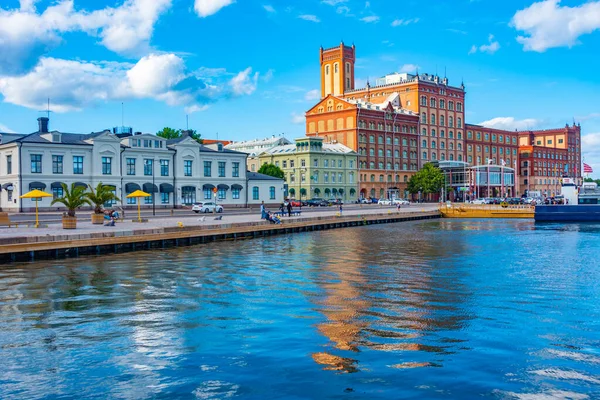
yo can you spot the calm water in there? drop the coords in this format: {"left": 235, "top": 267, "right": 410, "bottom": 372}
{"left": 1, "top": 220, "right": 600, "bottom": 399}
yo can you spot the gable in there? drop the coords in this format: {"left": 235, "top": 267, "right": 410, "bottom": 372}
{"left": 306, "top": 94, "right": 355, "bottom": 116}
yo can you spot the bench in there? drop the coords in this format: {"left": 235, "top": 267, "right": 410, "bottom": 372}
{"left": 0, "top": 212, "right": 13, "bottom": 227}
{"left": 273, "top": 210, "right": 302, "bottom": 217}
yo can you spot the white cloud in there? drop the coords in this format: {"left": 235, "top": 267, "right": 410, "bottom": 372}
{"left": 399, "top": 64, "right": 419, "bottom": 73}
{"left": 263, "top": 5, "right": 275, "bottom": 13}
{"left": 194, "top": 0, "right": 234, "bottom": 17}
{"left": 479, "top": 117, "right": 539, "bottom": 131}
{"left": 0, "top": 0, "right": 172, "bottom": 75}
{"left": 322, "top": 0, "right": 348, "bottom": 5}
{"left": 298, "top": 14, "right": 320, "bottom": 22}
{"left": 336, "top": 6, "right": 351, "bottom": 14}
{"left": 230, "top": 67, "right": 259, "bottom": 96}
{"left": 304, "top": 89, "right": 320, "bottom": 101}
{"left": 0, "top": 55, "right": 258, "bottom": 113}
{"left": 469, "top": 34, "right": 500, "bottom": 54}
{"left": 0, "top": 123, "right": 15, "bottom": 133}
{"left": 361, "top": 15, "right": 379, "bottom": 23}
{"left": 391, "top": 18, "right": 419, "bottom": 27}
{"left": 582, "top": 132, "right": 600, "bottom": 177}
{"left": 511, "top": 0, "right": 600, "bottom": 52}
{"left": 291, "top": 112, "right": 305, "bottom": 124}
{"left": 261, "top": 69, "right": 274, "bottom": 82}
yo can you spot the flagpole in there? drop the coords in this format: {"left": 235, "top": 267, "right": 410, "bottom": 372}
{"left": 487, "top": 159, "right": 490, "bottom": 198}
{"left": 501, "top": 160, "right": 504, "bottom": 198}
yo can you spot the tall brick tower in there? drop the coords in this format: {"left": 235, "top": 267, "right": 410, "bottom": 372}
{"left": 320, "top": 42, "right": 355, "bottom": 98}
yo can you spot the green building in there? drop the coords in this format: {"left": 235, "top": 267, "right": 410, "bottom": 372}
{"left": 259, "top": 137, "right": 358, "bottom": 201}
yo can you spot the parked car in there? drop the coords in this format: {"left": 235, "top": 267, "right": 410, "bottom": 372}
{"left": 356, "top": 198, "right": 369, "bottom": 204}
{"left": 192, "top": 201, "right": 223, "bottom": 213}
{"left": 470, "top": 198, "right": 486, "bottom": 204}
{"left": 370, "top": 197, "right": 379, "bottom": 204}
{"left": 378, "top": 199, "right": 391, "bottom": 205}
{"left": 289, "top": 199, "right": 304, "bottom": 207}
{"left": 306, "top": 198, "right": 329, "bottom": 207}
{"left": 392, "top": 198, "right": 410, "bottom": 206}
{"left": 327, "top": 198, "right": 343, "bottom": 206}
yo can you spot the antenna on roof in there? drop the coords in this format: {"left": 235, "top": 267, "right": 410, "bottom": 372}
{"left": 121, "top": 102, "right": 124, "bottom": 127}
{"left": 38, "top": 98, "right": 53, "bottom": 120}
{"left": 186, "top": 114, "right": 189, "bottom": 130}
{"left": 444, "top": 66, "right": 447, "bottom": 78}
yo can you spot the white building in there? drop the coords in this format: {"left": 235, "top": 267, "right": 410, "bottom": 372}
{"left": 246, "top": 172, "right": 285, "bottom": 206}
{"left": 0, "top": 118, "right": 250, "bottom": 212}
{"left": 225, "top": 135, "right": 291, "bottom": 172}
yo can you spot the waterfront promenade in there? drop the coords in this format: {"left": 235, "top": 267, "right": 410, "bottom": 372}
{"left": 0, "top": 204, "right": 440, "bottom": 262}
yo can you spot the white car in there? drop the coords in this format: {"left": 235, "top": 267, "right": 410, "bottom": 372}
{"left": 392, "top": 198, "right": 410, "bottom": 206}
{"left": 378, "top": 199, "right": 391, "bottom": 205}
{"left": 192, "top": 202, "right": 224, "bottom": 213}
{"left": 470, "top": 198, "right": 486, "bottom": 204}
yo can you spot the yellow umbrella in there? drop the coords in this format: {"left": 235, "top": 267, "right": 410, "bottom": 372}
{"left": 126, "top": 190, "right": 151, "bottom": 222}
{"left": 20, "top": 189, "right": 53, "bottom": 228}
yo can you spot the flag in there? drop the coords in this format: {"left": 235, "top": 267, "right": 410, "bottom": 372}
{"left": 584, "top": 163, "right": 593, "bottom": 173}
{"left": 501, "top": 159, "right": 506, "bottom": 167}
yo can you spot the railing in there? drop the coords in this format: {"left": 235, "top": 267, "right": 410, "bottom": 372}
{"left": 439, "top": 203, "right": 535, "bottom": 212}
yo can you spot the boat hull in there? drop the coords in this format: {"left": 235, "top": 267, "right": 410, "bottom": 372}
{"left": 534, "top": 205, "right": 600, "bottom": 222}
{"left": 440, "top": 204, "right": 534, "bottom": 219}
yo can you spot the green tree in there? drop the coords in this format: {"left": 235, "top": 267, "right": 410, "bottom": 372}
{"left": 51, "top": 183, "right": 92, "bottom": 217}
{"left": 156, "top": 127, "right": 203, "bottom": 144}
{"left": 407, "top": 163, "right": 444, "bottom": 198}
{"left": 584, "top": 177, "right": 600, "bottom": 185}
{"left": 258, "top": 163, "right": 285, "bottom": 179}
{"left": 86, "top": 183, "right": 121, "bottom": 214}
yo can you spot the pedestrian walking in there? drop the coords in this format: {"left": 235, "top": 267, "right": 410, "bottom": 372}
{"left": 287, "top": 201, "right": 292, "bottom": 217}
{"left": 339, "top": 203, "right": 343, "bottom": 215}
{"left": 260, "top": 201, "right": 266, "bottom": 220}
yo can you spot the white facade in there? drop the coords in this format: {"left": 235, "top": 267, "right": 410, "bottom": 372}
{"left": 0, "top": 121, "right": 249, "bottom": 212}
{"left": 246, "top": 172, "right": 285, "bottom": 206}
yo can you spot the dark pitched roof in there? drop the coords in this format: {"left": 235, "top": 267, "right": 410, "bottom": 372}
{"left": 247, "top": 172, "right": 284, "bottom": 181}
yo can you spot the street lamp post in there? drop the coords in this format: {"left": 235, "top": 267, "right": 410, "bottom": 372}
{"left": 151, "top": 159, "right": 156, "bottom": 216}
{"left": 419, "top": 186, "right": 422, "bottom": 203}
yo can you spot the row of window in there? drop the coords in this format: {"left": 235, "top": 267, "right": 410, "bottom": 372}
{"left": 421, "top": 129, "right": 462, "bottom": 139}
{"left": 420, "top": 113, "right": 462, "bottom": 128}
{"left": 130, "top": 139, "right": 164, "bottom": 149}
{"left": 359, "top": 135, "right": 418, "bottom": 146}
{"left": 360, "top": 174, "right": 410, "bottom": 183}
{"left": 468, "top": 156, "right": 513, "bottom": 165}
{"left": 467, "top": 145, "right": 518, "bottom": 156}
{"left": 421, "top": 141, "right": 462, "bottom": 151}
{"left": 358, "top": 148, "right": 420, "bottom": 158}
{"left": 422, "top": 153, "right": 463, "bottom": 162}
{"left": 26, "top": 155, "right": 240, "bottom": 178}
{"left": 420, "top": 97, "right": 463, "bottom": 112}
{"left": 287, "top": 172, "right": 354, "bottom": 184}
{"left": 275, "top": 159, "right": 354, "bottom": 169}
{"left": 359, "top": 161, "right": 419, "bottom": 170}
{"left": 536, "top": 139, "right": 564, "bottom": 145}
{"left": 467, "top": 131, "right": 518, "bottom": 145}
{"left": 357, "top": 121, "right": 418, "bottom": 133}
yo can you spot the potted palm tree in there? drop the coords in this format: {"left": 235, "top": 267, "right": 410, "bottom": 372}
{"left": 86, "top": 183, "right": 121, "bottom": 224}
{"left": 51, "top": 183, "right": 91, "bottom": 229}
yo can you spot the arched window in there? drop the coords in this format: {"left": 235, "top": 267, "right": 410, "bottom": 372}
{"left": 370, "top": 174, "right": 375, "bottom": 182}
{"left": 439, "top": 99, "right": 445, "bottom": 109}
{"left": 369, "top": 135, "right": 375, "bottom": 143}
{"left": 430, "top": 98, "right": 437, "bottom": 108}
{"left": 457, "top": 117, "right": 462, "bottom": 128}
{"left": 378, "top": 149, "right": 383, "bottom": 157}
{"left": 379, "top": 174, "right": 384, "bottom": 182}
{"left": 420, "top": 96, "right": 427, "bottom": 106}
{"left": 448, "top": 101, "right": 454, "bottom": 111}
{"left": 386, "top": 149, "right": 392, "bottom": 157}
{"left": 431, "top": 114, "right": 436, "bottom": 124}
{"left": 326, "top": 65, "right": 330, "bottom": 74}
{"left": 457, "top": 102, "right": 463, "bottom": 112}
{"left": 450, "top": 142, "right": 454, "bottom": 150}
{"left": 394, "top": 150, "right": 399, "bottom": 158}
{"left": 378, "top": 136, "right": 384, "bottom": 144}
{"left": 387, "top": 162, "right": 392, "bottom": 170}
{"left": 449, "top": 116, "right": 454, "bottom": 128}
{"left": 395, "top": 163, "right": 399, "bottom": 170}
{"left": 369, "top": 161, "right": 375, "bottom": 169}
{"left": 431, "top": 140, "right": 436, "bottom": 149}
{"left": 422, "top": 140, "right": 427, "bottom": 148}
{"left": 431, "top": 152, "right": 437, "bottom": 160}
{"left": 441, "top": 153, "right": 446, "bottom": 161}
{"left": 423, "top": 151, "right": 427, "bottom": 160}
{"left": 450, "top": 154, "right": 454, "bottom": 161}
{"left": 402, "top": 138, "right": 407, "bottom": 146}
{"left": 394, "top": 137, "right": 399, "bottom": 145}
{"left": 370, "top": 148, "right": 375, "bottom": 156}
{"left": 431, "top": 129, "right": 436, "bottom": 137}
{"left": 440, "top": 142, "right": 445, "bottom": 149}
{"left": 403, "top": 150, "right": 407, "bottom": 158}
{"left": 421, "top": 113, "right": 427, "bottom": 124}
{"left": 404, "top": 175, "right": 408, "bottom": 182}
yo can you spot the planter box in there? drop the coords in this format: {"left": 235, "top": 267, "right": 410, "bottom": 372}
{"left": 91, "top": 213, "right": 105, "bottom": 225}
{"left": 62, "top": 216, "right": 77, "bottom": 229}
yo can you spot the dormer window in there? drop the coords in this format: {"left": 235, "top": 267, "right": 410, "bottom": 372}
{"left": 52, "top": 133, "right": 61, "bottom": 143}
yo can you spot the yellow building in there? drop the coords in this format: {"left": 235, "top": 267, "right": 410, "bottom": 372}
{"left": 259, "top": 137, "right": 358, "bottom": 201}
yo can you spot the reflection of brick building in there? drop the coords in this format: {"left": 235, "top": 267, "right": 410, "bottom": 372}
{"left": 517, "top": 124, "right": 581, "bottom": 196}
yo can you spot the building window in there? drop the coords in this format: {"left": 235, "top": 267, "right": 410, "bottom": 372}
{"left": 52, "top": 155, "right": 63, "bottom": 174}
{"left": 161, "top": 192, "right": 169, "bottom": 204}
{"left": 127, "top": 196, "right": 136, "bottom": 205}
{"left": 102, "top": 157, "right": 112, "bottom": 175}
{"left": 52, "top": 186, "right": 63, "bottom": 200}
{"left": 232, "top": 162, "right": 240, "bottom": 177}
{"left": 204, "top": 188, "right": 212, "bottom": 199}
{"left": 144, "top": 159, "right": 153, "bottom": 176}
{"left": 73, "top": 156, "right": 83, "bottom": 174}
{"left": 160, "top": 159, "right": 169, "bottom": 176}
{"left": 431, "top": 114, "right": 436, "bottom": 124}
{"left": 290, "top": 160, "right": 295, "bottom": 168}
{"left": 218, "top": 188, "right": 226, "bottom": 200}
{"left": 252, "top": 186, "right": 259, "bottom": 200}
{"left": 31, "top": 154, "right": 42, "bottom": 173}
{"left": 269, "top": 186, "right": 276, "bottom": 200}
{"left": 126, "top": 158, "right": 136, "bottom": 175}
{"left": 184, "top": 160, "right": 193, "bottom": 176}
{"left": 6, "top": 155, "right": 12, "bottom": 175}
{"left": 218, "top": 161, "right": 226, "bottom": 177}
{"left": 182, "top": 187, "right": 196, "bottom": 205}
{"left": 145, "top": 194, "right": 153, "bottom": 205}
{"left": 204, "top": 161, "right": 212, "bottom": 177}
{"left": 421, "top": 113, "right": 427, "bottom": 124}
{"left": 232, "top": 188, "right": 240, "bottom": 199}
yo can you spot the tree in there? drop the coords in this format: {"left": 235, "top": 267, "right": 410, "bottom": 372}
{"left": 258, "top": 163, "right": 285, "bottom": 179}
{"left": 407, "top": 163, "right": 444, "bottom": 196}
{"left": 156, "top": 127, "right": 203, "bottom": 144}
{"left": 584, "top": 177, "right": 600, "bottom": 185}
{"left": 51, "top": 183, "right": 91, "bottom": 217}
{"left": 86, "top": 183, "right": 121, "bottom": 214}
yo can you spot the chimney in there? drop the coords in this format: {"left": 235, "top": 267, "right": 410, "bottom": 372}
{"left": 38, "top": 117, "right": 49, "bottom": 133}
{"left": 181, "top": 130, "right": 191, "bottom": 138}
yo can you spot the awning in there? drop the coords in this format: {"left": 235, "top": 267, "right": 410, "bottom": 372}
{"left": 143, "top": 183, "right": 158, "bottom": 193}
{"left": 203, "top": 184, "right": 215, "bottom": 190}
{"left": 50, "top": 182, "right": 64, "bottom": 189}
{"left": 160, "top": 183, "right": 174, "bottom": 193}
{"left": 104, "top": 184, "right": 116, "bottom": 190}
{"left": 338, "top": 188, "right": 344, "bottom": 193}
{"left": 29, "top": 181, "right": 46, "bottom": 190}
{"left": 231, "top": 184, "right": 243, "bottom": 190}
{"left": 74, "top": 182, "right": 87, "bottom": 189}
{"left": 125, "top": 183, "right": 141, "bottom": 193}
{"left": 1, "top": 183, "right": 13, "bottom": 191}
{"left": 217, "top": 184, "right": 229, "bottom": 190}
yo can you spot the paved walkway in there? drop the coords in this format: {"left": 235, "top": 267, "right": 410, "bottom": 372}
{"left": 0, "top": 204, "right": 439, "bottom": 242}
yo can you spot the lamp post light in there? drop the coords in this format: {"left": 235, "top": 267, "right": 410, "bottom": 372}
{"left": 151, "top": 158, "right": 156, "bottom": 216}
{"left": 419, "top": 186, "right": 422, "bottom": 203}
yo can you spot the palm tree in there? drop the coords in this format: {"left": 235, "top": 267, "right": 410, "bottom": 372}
{"left": 86, "top": 183, "right": 121, "bottom": 214}
{"left": 51, "top": 183, "right": 91, "bottom": 217}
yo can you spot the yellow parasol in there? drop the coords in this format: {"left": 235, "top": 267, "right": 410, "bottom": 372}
{"left": 126, "top": 190, "right": 151, "bottom": 222}
{"left": 20, "top": 189, "right": 53, "bottom": 228}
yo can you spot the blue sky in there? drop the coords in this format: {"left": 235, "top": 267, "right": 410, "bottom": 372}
{"left": 1, "top": 0, "right": 600, "bottom": 175}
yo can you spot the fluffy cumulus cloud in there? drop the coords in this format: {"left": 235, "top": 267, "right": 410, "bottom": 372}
{"left": 582, "top": 133, "right": 600, "bottom": 177}
{"left": 479, "top": 117, "right": 539, "bottom": 131}
{"left": 194, "top": 0, "right": 234, "bottom": 17}
{"left": 298, "top": 14, "right": 320, "bottom": 22}
{"left": 304, "top": 89, "right": 320, "bottom": 101}
{"left": 360, "top": 15, "right": 379, "bottom": 23}
{"left": 0, "top": 0, "right": 171, "bottom": 75}
{"left": 469, "top": 34, "right": 500, "bottom": 55}
{"left": 511, "top": 0, "right": 600, "bottom": 52}
{"left": 0, "top": 54, "right": 259, "bottom": 113}
{"left": 391, "top": 18, "right": 419, "bottom": 27}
